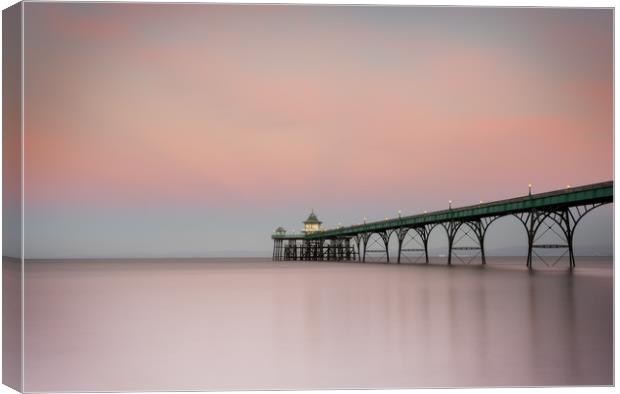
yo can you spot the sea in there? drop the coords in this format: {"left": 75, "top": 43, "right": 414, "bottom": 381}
{"left": 8, "top": 257, "right": 614, "bottom": 391}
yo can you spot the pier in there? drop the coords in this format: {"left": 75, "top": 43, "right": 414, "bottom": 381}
{"left": 272, "top": 181, "right": 613, "bottom": 268}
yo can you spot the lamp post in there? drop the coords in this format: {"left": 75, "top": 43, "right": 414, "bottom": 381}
{"left": 398, "top": 210, "right": 401, "bottom": 218}
{"left": 363, "top": 217, "right": 367, "bottom": 224}
{"left": 449, "top": 200, "right": 452, "bottom": 210}
{"left": 528, "top": 183, "right": 532, "bottom": 196}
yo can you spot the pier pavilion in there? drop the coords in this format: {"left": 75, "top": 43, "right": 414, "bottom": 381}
{"left": 272, "top": 210, "right": 357, "bottom": 261}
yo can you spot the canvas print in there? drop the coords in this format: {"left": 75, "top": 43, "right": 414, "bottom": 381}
{"left": 2, "top": 2, "right": 614, "bottom": 392}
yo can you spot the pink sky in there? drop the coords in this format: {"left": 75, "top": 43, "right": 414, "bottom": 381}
{"left": 22, "top": 4, "right": 612, "bottom": 257}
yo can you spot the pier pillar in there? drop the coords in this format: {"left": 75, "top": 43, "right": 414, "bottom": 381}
{"left": 344, "top": 238, "right": 351, "bottom": 261}
{"left": 465, "top": 217, "right": 498, "bottom": 265}
{"left": 395, "top": 225, "right": 434, "bottom": 264}
{"left": 563, "top": 208, "right": 576, "bottom": 269}
{"left": 361, "top": 233, "right": 372, "bottom": 263}
{"left": 360, "top": 232, "right": 391, "bottom": 263}
{"left": 380, "top": 231, "right": 391, "bottom": 263}
{"left": 416, "top": 226, "right": 433, "bottom": 264}
{"left": 442, "top": 219, "right": 495, "bottom": 266}
{"left": 442, "top": 221, "right": 462, "bottom": 265}
{"left": 354, "top": 235, "right": 363, "bottom": 262}
{"left": 277, "top": 240, "right": 281, "bottom": 261}
{"left": 514, "top": 205, "right": 603, "bottom": 270}
{"left": 276, "top": 239, "right": 283, "bottom": 261}
{"left": 396, "top": 229, "right": 404, "bottom": 264}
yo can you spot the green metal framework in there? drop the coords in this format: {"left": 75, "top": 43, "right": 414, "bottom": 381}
{"left": 306, "top": 181, "right": 612, "bottom": 239}
{"left": 272, "top": 181, "right": 613, "bottom": 268}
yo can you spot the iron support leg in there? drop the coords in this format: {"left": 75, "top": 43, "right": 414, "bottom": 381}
{"left": 362, "top": 236, "right": 367, "bottom": 263}
{"left": 442, "top": 221, "right": 461, "bottom": 266}
{"left": 378, "top": 231, "right": 391, "bottom": 264}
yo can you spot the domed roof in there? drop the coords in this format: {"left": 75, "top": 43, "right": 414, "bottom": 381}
{"left": 274, "top": 226, "right": 286, "bottom": 233}
{"left": 303, "top": 209, "right": 322, "bottom": 224}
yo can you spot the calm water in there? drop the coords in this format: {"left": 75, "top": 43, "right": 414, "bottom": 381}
{"left": 20, "top": 257, "right": 612, "bottom": 391}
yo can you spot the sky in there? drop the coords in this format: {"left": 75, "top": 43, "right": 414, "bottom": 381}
{"left": 19, "top": 4, "right": 613, "bottom": 258}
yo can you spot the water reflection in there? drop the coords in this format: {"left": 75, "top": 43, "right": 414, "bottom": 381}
{"left": 23, "top": 257, "right": 612, "bottom": 391}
